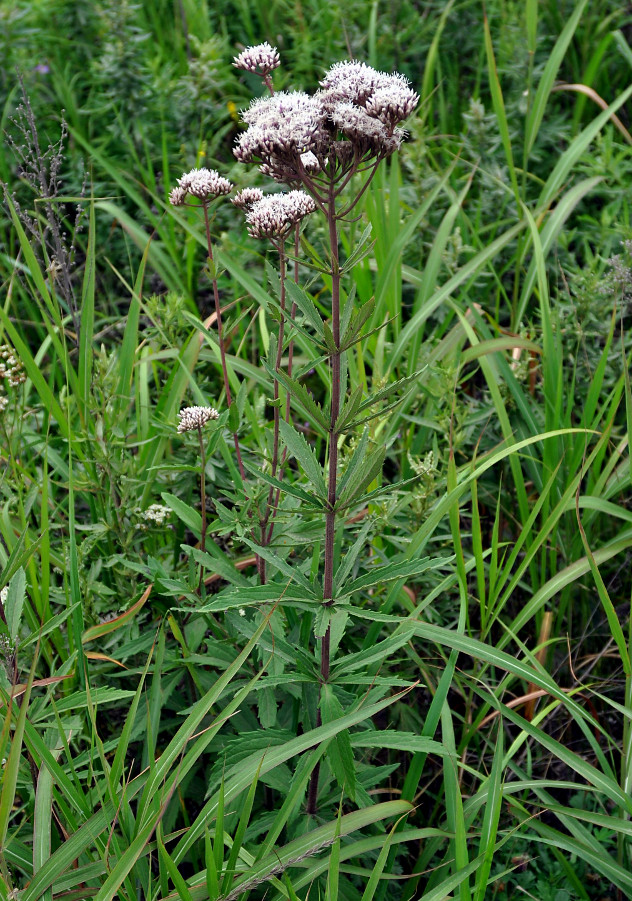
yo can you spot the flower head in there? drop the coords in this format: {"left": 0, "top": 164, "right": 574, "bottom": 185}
{"left": 233, "top": 42, "right": 280, "bottom": 75}
{"left": 177, "top": 406, "right": 220, "bottom": 433}
{"left": 142, "top": 504, "right": 172, "bottom": 525}
{"left": 245, "top": 191, "right": 316, "bottom": 240}
{"left": 365, "top": 80, "right": 419, "bottom": 130}
{"left": 176, "top": 168, "right": 233, "bottom": 202}
{"left": 232, "top": 187, "right": 265, "bottom": 209}
{"left": 234, "top": 92, "right": 325, "bottom": 170}
{"left": 169, "top": 185, "right": 188, "bottom": 206}
{"left": 319, "top": 61, "right": 385, "bottom": 105}
{"left": 234, "top": 59, "right": 418, "bottom": 183}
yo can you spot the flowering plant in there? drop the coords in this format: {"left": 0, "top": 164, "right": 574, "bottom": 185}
{"left": 170, "top": 46, "right": 422, "bottom": 816}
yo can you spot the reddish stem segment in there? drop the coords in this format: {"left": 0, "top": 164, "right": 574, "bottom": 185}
{"left": 260, "top": 239, "right": 287, "bottom": 582}
{"left": 202, "top": 202, "right": 245, "bottom": 482}
{"left": 307, "top": 179, "right": 340, "bottom": 816}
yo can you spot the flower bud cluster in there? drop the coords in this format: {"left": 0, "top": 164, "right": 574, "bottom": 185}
{"left": 142, "top": 504, "right": 172, "bottom": 525}
{"left": 169, "top": 168, "right": 233, "bottom": 205}
{"left": 177, "top": 405, "right": 220, "bottom": 433}
{"left": 233, "top": 53, "right": 418, "bottom": 180}
{"left": 0, "top": 344, "right": 26, "bottom": 414}
{"left": 233, "top": 42, "right": 280, "bottom": 76}
{"left": 245, "top": 191, "right": 316, "bottom": 240}
{"left": 0, "top": 346, "right": 25, "bottom": 388}
{"left": 232, "top": 187, "right": 264, "bottom": 209}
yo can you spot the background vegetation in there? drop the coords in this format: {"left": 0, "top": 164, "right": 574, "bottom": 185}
{"left": 1, "top": 0, "right": 632, "bottom": 898}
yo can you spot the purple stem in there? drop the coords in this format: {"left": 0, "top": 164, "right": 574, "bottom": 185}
{"left": 307, "top": 178, "right": 341, "bottom": 816}
{"left": 202, "top": 202, "right": 246, "bottom": 483}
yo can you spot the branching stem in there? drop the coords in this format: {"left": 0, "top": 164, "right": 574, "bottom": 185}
{"left": 202, "top": 201, "right": 245, "bottom": 482}
{"left": 307, "top": 178, "right": 341, "bottom": 816}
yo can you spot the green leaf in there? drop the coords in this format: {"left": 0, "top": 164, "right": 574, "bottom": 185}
{"left": 161, "top": 493, "right": 202, "bottom": 537}
{"left": 321, "top": 685, "right": 356, "bottom": 802}
{"left": 333, "top": 518, "right": 373, "bottom": 595}
{"left": 4, "top": 567, "right": 26, "bottom": 643}
{"left": 283, "top": 278, "right": 325, "bottom": 338}
{"left": 263, "top": 363, "right": 329, "bottom": 432}
{"left": 336, "top": 446, "right": 386, "bottom": 510}
{"left": 524, "top": 0, "right": 589, "bottom": 157}
{"left": 278, "top": 419, "right": 326, "bottom": 497}
{"left": 242, "top": 539, "right": 318, "bottom": 597}
{"left": 331, "top": 630, "right": 415, "bottom": 677}
{"left": 242, "top": 457, "right": 324, "bottom": 508}
{"left": 188, "top": 546, "right": 250, "bottom": 588}
{"left": 338, "top": 556, "right": 438, "bottom": 598}
{"left": 339, "top": 297, "right": 376, "bottom": 352}
{"left": 335, "top": 385, "right": 364, "bottom": 433}
{"left": 341, "top": 222, "right": 374, "bottom": 273}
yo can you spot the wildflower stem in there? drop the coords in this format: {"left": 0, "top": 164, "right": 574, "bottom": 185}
{"left": 197, "top": 425, "right": 207, "bottom": 593}
{"left": 197, "top": 425, "right": 207, "bottom": 556}
{"left": 266, "top": 224, "right": 301, "bottom": 549}
{"left": 260, "top": 237, "right": 287, "bottom": 581}
{"left": 307, "top": 181, "right": 340, "bottom": 816}
{"left": 202, "top": 201, "right": 246, "bottom": 482}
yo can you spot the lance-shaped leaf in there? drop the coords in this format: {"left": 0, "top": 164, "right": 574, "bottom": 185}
{"left": 4, "top": 567, "right": 26, "bottom": 644}
{"left": 337, "top": 428, "right": 370, "bottom": 499}
{"left": 339, "top": 297, "right": 376, "bottom": 352}
{"left": 242, "top": 538, "right": 319, "bottom": 598}
{"left": 283, "top": 278, "right": 325, "bottom": 339}
{"left": 340, "top": 222, "right": 374, "bottom": 274}
{"left": 333, "top": 518, "right": 374, "bottom": 595}
{"left": 336, "top": 445, "right": 386, "bottom": 511}
{"left": 262, "top": 362, "right": 329, "bottom": 432}
{"left": 337, "top": 555, "right": 440, "bottom": 599}
{"left": 278, "top": 419, "right": 326, "bottom": 498}
{"left": 161, "top": 493, "right": 202, "bottom": 537}
{"left": 242, "top": 457, "right": 324, "bottom": 508}
{"left": 321, "top": 685, "right": 356, "bottom": 801}
{"left": 355, "top": 369, "right": 425, "bottom": 416}
{"left": 335, "top": 384, "right": 364, "bottom": 434}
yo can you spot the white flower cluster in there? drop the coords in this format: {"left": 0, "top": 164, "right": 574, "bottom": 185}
{"left": 0, "top": 586, "right": 7, "bottom": 605}
{"left": 0, "top": 345, "right": 25, "bottom": 388}
{"left": 232, "top": 187, "right": 264, "bottom": 209}
{"left": 234, "top": 92, "right": 323, "bottom": 168}
{"left": 233, "top": 59, "right": 418, "bottom": 180}
{"left": 177, "top": 405, "right": 220, "bottom": 433}
{"left": 142, "top": 504, "right": 172, "bottom": 525}
{"left": 169, "top": 168, "right": 233, "bottom": 205}
{"left": 245, "top": 191, "right": 316, "bottom": 239}
{"left": 233, "top": 42, "right": 280, "bottom": 75}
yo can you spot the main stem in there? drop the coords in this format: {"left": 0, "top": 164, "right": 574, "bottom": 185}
{"left": 202, "top": 202, "right": 245, "bottom": 482}
{"left": 197, "top": 425, "right": 207, "bottom": 593}
{"left": 265, "top": 224, "right": 301, "bottom": 550}
{"left": 307, "top": 180, "right": 340, "bottom": 816}
{"left": 260, "top": 239, "right": 287, "bottom": 582}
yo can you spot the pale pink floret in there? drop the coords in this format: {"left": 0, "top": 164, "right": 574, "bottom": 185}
{"left": 232, "top": 187, "right": 265, "bottom": 209}
{"left": 177, "top": 168, "right": 233, "bottom": 201}
{"left": 177, "top": 406, "right": 220, "bottom": 433}
{"left": 245, "top": 191, "right": 316, "bottom": 239}
{"left": 233, "top": 42, "right": 280, "bottom": 75}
